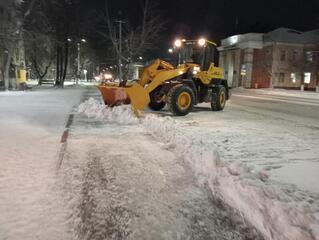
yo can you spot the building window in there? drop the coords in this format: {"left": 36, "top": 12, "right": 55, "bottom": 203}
{"left": 279, "top": 73, "right": 285, "bottom": 83}
{"left": 304, "top": 72, "right": 311, "bottom": 84}
{"left": 280, "top": 50, "right": 286, "bottom": 61}
{"left": 306, "top": 51, "right": 313, "bottom": 62}
{"left": 241, "top": 64, "right": 247, "bottom": 76}
{"left": 292, "top": 50, "right": 298, "bottom": 61}
{"left": 291, "top": 73, "right": 296, "bottom": 83}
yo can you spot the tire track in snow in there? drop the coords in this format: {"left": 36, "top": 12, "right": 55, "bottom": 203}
{"left": 77, "top": 153, "right": 133, "bottom": 240}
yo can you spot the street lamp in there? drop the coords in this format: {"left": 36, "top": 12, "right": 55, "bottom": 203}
{"left": 67, "top": 38, "right": 87, "bottom": 83}
{"left": 198, "top": 38, "right": 217, "bottom": 47}
{"left": 168, "top": 48, "right": 173, "bottom": 53}
{"left": 77, "top": 39, "right": 86, "bottom": 84}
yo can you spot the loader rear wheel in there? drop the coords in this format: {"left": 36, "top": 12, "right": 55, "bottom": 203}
{"left": 149, "top": 89, "right": 166, "bottom": 111}
{"left": 211, "top": 85, "right": 227, "bottom": 111}
{"left": 167, "top": 84, "right": 194, "bottom": 116}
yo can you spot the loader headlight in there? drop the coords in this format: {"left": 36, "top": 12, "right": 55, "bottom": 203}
{"left": 198, "top": 38, "right": 207, "bottom": 47}
{"left": 174, "top": 39, "right": 182, "bottom": 48}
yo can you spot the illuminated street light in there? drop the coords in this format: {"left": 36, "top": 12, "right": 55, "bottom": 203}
{"left": 198, "top": 38, "right": 207, "bottom": 47}
{"left": 174, "top": 39, "right": 182, "bottom": 48}
{"left": 104, "top": 73, "right": 113, "bottom": 80}
{"left": 67, "top": 38, "right": 72, "bottom": 42}
{"left": 81, "top": 38, "right": 86, "bottom": 43}
{"left": 168, "top": 48, "right": 173, "bottom": 53}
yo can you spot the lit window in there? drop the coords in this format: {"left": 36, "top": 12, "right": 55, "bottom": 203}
{"left": 306, "top": 51, "right": 313, "bottom": 62}
{"left": 304, "top": 72, "right": 311, "bottom": 84}
{"left": 291, "top": 73, "right": 296, "bottom": 83}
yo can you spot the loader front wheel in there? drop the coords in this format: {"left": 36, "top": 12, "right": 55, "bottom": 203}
{"left": 211, "top": 85, "right": 227, "bottom": 111}
{"left": 149, "top": 89, "right": 166, "bottom": 111}
{"left": 167, "top": 84, "right": 194, "bottom": 116}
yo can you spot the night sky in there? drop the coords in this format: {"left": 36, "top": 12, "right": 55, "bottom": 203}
{"left": 82, "top": 0, "right": 319, "bottom": 59}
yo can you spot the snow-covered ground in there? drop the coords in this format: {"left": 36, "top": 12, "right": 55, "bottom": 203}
{"left": 238, "top": 87, "right": 319, "bottom": 100}
{"left": 60, "top": 89, "right": 262, "bottom": 240}
{"left": 1, "top": 85, "right": 319, "bottom": 240}
{"left": 76, "top": 87, "right": 319, "bottom": 240}
{"left": 0, "top": 86, "right": 87, "bottom": 239}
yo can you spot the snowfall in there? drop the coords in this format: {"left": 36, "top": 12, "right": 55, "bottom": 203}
{"left": 0, "top": 84, "right": 319, "bottom": 240}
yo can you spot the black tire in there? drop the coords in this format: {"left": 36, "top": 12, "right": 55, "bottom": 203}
{"left": 148, "top": 88, "right": 166, "bottom": 111}
{"left": 211, "top": 85, "right": 227, "bottom": 111}
{"left": 167, "top": 84, "right": 195, "bottom": 116}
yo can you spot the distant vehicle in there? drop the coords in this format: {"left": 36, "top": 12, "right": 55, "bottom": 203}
{"left": 94, "top": 71, "right": 114, "bottom": 83}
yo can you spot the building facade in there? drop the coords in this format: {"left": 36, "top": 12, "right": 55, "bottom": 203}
{"left": 218, "top": 28, "right": 319, "bottom": 91}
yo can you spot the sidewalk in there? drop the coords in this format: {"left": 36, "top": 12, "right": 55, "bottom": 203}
{"left": 0, "top": 86, "right": 87, "bottom": 240}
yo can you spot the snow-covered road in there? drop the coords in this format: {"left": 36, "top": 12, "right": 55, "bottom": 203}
{"left": 76, "top": 87, "right": 319, "bottom": 240}
{"left": 162, "top": 88, "right": 319, "bottom": 240}
{"left": 175, "top": 88, "right": 319, "bottom": 193}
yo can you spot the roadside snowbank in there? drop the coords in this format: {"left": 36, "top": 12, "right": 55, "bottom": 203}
{"left": 78, "top": 98, "right": 319, "bottom": 240}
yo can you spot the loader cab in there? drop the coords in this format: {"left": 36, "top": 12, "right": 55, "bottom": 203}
{"left": 178, "top": 39, "right": 217, "bottom": 71}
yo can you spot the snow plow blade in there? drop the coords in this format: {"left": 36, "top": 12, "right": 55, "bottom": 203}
{"left": 97, "top": 83, "right": 150, "bottom": 112}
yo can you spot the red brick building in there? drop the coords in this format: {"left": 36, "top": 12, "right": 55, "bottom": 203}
{"left": 218, "top": 28, "right": 319, "bottom": 91}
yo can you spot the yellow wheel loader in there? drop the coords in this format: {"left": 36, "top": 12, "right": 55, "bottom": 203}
{"left": 97, "top": 41, "right": 230, "bottom": 116}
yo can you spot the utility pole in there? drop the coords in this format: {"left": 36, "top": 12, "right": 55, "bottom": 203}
{"left": 116, "top": 20, "right": 125, "bottom": 82}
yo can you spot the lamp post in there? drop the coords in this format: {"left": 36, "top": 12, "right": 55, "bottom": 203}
{"left": 68, "top": 38, "right": 86, "bottom": 84}
{"left": 115, "top": 20, "right": 125, "bottom": 82}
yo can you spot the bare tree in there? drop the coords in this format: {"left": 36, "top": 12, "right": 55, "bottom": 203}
{"left": 103, "top": 0, "right": 165, "bottom": 80}
{"left": 25, "top": 34, "right": 55, "bottom": 84}
{"left": 0, "top": 0, "right": 36, "bottom": 90}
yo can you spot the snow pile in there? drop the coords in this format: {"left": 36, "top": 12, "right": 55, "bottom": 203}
{"left": 142, "top": 115, "right": 220, "bottom": 185}
{"left": 78, "top": 98, "right": 138, "bottom": 125}
{"left": 142, "top": 114, "right": 319, "bottom": 240}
